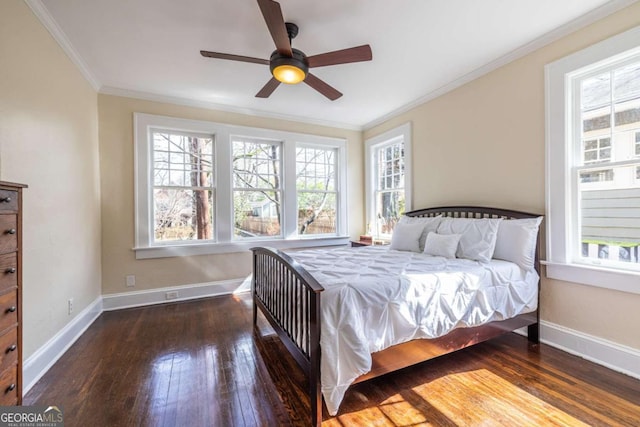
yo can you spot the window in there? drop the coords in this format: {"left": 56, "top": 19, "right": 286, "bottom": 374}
{"left": 232, "top": 138, "right": 282, "bottom": 239}
{"left": 365, "top": 123, "right": 411, "bottom": 239}
{"left": 135, "top": 114, "right": 348, "bottom": 258}
{"left": 296, "top": 146, "right": 338, "bottom": 236}
{"left": 151, "top": 130, "right": 214, "bottom": 243}
{"left": 545, "top": 25, "right": 640, "bottom": 294}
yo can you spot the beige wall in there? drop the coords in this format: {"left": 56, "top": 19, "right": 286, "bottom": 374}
{"left": 98, "top": 95, "right": 363, "bottom": 294}
{"left": 365, "top": 2, "right": 640, "bottom": 349}
{"left": 0, "top": 1, "right": 102, "bottom": 358}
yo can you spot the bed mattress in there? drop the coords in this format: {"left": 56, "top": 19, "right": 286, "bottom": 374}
{"left": 287, "top": 245, "right": 540, "bottom": 415}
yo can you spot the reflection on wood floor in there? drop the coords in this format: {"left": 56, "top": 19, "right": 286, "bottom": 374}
{"left": 25, "top": 294, "right": 640, "bottom": 426}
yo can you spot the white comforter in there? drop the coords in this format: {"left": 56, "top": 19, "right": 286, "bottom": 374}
{"left": 287, "top": 245, "right": 539, "bottom": 415}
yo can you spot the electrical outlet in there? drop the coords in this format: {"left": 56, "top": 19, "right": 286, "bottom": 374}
{"left": 125, "top": 275, "right": 136, "bottom": 287}
{"left": 68, "top": 298, "right": 74, "bottom": 315}
{"left": 165, "top": 291, "right": 178, "bottom": 300}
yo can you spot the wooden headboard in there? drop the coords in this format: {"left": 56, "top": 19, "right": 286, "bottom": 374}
{"left": 405, "top": 205, "right": 544, "bottom": 276}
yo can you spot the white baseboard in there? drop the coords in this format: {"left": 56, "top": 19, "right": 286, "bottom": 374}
{"left": 23, "top": 296, "right": 103, "bottom": 395}
{"left": 539, "top": 320, "right": 640, "bottom": 380}
{"left": 102, "top": 278, "right": 247, "bottom": 311}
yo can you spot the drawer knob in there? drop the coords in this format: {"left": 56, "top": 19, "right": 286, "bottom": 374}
{"left": 6, "top": 344, "right": 16, "bottom": 353}
{"left": 6, "top": 229, "right": 16, "bottom": 235}
{"left": 0, "top": 197, "right": 11, "bottom": 203}
{"left": 5, "top": 306, "right": 16, "bottom": 313}
{"left": 5, "top": 383, "right": 15, "bottom": 393}
{"left": 5, "top": 268, "right": 15, "bottom": 274}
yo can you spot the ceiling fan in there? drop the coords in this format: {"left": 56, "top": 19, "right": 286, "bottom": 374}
{"left": 200, "top": 0, "right": 372, "bottom": 101}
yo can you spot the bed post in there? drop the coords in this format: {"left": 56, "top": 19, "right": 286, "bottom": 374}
{"left": 310, "top": 290, "right": 322, "bottom": 427}
{"left": 527, "top": 218, "right": 543, "bottom": 345}
{"left": 252, "top": 253, "right": 257, "bottom": 327}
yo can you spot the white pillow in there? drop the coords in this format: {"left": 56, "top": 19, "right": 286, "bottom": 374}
{"left": 436, "top": 217, "right": 502, "bottom": 263}
{"left": 389, "top": 222, "right": 425, "bottom": 252}
{"left": 423, "top": 232, "right": 461, "bottom": 258}
{"left": 493, "top": 217, "right": 543, "bottom": 270}
{"left": 398, "top": 215, "right": 442, "bottom": 252}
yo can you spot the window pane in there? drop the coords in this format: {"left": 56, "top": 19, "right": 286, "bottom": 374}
{"left": 233, "top": 140, "right": 280, "bottom": 189}
{"left": 579, "top": 169, "right": 613, "bottom": 183}
{"left": 153, "top": 133, "right": 213, "bottom": 187}
{"left": 579, "top": 163, "right": 640, "bottom": 263}
{"left": 581, "top": 72, "right": 610, "bottom": 111}
{"left": 374, "top": 190, "right": 405, "bottom": 236}
{"left": 296, "top": 147, "right": 335, "bottom": 191}
{"left": 233, "top": 190, "right": 281, "bottom": 238}
{"left": 298, "top": 192, "right": 336, "bottom": 235}
{"left": 154, "top": 188, "right": 213, "bottom": 241}
{"left": 613, "top": 62, "right": 640, "bottom": 102}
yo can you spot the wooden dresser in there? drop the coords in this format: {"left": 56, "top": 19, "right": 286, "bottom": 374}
{"left": 0, "top": 181, "right": 26, "bottom": 405}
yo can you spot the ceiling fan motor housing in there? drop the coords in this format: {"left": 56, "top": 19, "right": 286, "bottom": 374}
{"left": 270, "top": 48, "right": 309, "bottom": 82}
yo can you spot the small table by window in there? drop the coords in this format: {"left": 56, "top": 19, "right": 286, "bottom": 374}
{"left": 350, "top": 239, "right": 389, "bottom": 247}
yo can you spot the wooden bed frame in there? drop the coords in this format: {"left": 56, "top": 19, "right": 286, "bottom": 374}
{"left": 251, "top": 206, "right": 542, "bottom": 426}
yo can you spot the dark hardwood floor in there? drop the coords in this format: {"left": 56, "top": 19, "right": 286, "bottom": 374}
{"left": 25, "top": 294, "right": 640, "bottom": 426}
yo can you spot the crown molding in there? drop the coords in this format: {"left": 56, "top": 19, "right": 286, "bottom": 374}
{"left": 99, "top": 86, "right": 363, "bottom": 131}
{"left": 363, "top": 0, "right": 639, "bottom": 130}
{"left": 25, "top": 0, "right": 101, "bottom": 91}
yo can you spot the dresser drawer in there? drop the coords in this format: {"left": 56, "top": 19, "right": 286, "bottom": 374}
{"left": 0, "top": 291, "right": 17, "bottom": 334}
{"left": 0, "top": 328, "right": 17, "bottom": 374}
{"left": 0, "top": 215, "right": 17, "bottom": 254}
{"left": 0, "top": 253, "right": 17, "bottom": 293}
{"left": 0, "top": 191, "right": 17, "bottom": 214}
{"left": 0, "top": 365, "right": 17, "bottom": 406}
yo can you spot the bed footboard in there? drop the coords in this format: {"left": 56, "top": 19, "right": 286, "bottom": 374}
{"left": 251, "top": 247, "right": 324, "bottom": 426}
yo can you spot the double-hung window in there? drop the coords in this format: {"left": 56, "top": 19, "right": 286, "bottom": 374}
{"left": 296, "top": 145, "right": 338, "bottom": 236}
{"left": 232, "top": 137, "right": 282, "bottom": 239}
{"left": 134, "top": 113, "right": 348, "bottom": 258}
{"left": 365, "top": 123, "right": 412, "bottom": 239}
{"left": 151, "top": 130, "right": 214, "bottom": 243}
{"left": 545, "top": 25, "right": 640, "bottom": 294}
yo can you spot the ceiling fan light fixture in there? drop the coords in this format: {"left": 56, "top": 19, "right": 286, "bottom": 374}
{"left": 272, "top": 64, "right": 306, "bottom": 84}
{"left": 270, "top": 49, "right": 308, "bottom": 85}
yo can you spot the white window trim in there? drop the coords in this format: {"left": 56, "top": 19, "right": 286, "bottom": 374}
{"left": 544, "top": 25, "right": 640, "bottom": 295}
{"left": 364, "top": 122, "right": 412, "bottom": 237}
{"left": 134, "top": 113, "right": 348, "bottom": 259}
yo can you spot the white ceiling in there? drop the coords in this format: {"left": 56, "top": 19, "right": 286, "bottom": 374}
{"left": 29, "top": 0, "right": 634, "bottom": 129}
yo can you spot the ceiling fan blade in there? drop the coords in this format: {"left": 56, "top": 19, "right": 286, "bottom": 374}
{"left": 304, "top": 73, "right": 342, "bottom": 101}
{"left": 257, "top": 0, "right": 292, "bottom": 56}
{"left": 200, "top": 51, "right": 269, "bottom": 65}
{"left": 256, "top": 77, "right": 281, "bottom": 98}
{"left": 307, "top": 45, "right": 372, "bottom": 68}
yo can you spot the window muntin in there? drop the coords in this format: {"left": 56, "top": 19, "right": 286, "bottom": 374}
{"left": 296, "top": 146, "right": 337, "bottom": 236}
{"left": 151, "top": 130, "right": 214, "bottom": 243}
{"left": 573, "top": 58, "right": 640, "bottom": 270}
{"left": 232, "top": 138, "right": 282, "bottom": 239}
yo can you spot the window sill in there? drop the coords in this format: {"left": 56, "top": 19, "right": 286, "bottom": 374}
{"left": 543, "top": 261, "right": 640, "bottom": 295}
{"left": 133, "top": 236, "right": 350, "bottom": 259}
